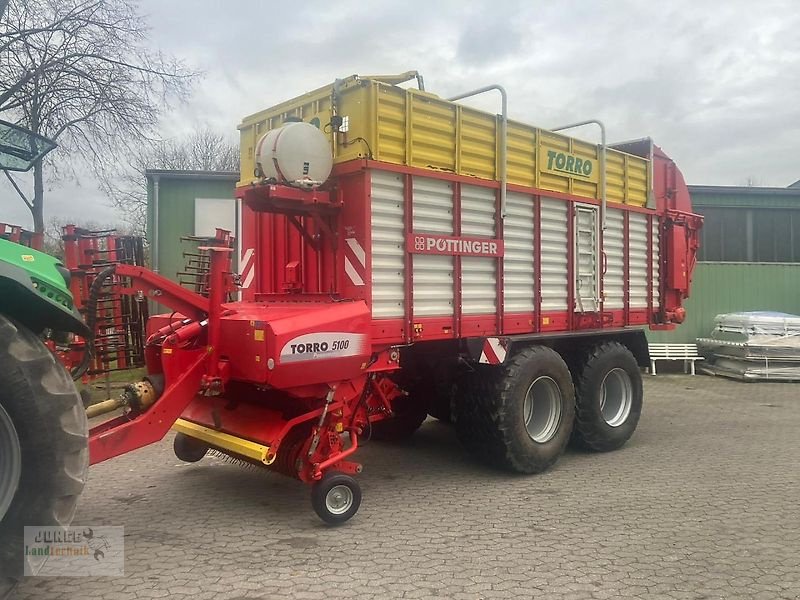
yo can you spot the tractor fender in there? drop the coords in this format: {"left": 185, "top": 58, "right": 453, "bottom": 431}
{"left": 0, "top": 260, "right": 89, "bottom": 336}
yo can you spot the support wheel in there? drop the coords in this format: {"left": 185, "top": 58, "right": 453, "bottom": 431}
{"left": 311, "top": 471, "right": 362, "bottom": 525}
{"left": 0, "top": 315, "right": 88, "bottom": 585}
{"left": 571, "top": 342, "right": 643, "bottom": 452}
{"left": 173, "top": 433, "right": 209, "bottom": 463}
{"left": 456, "top": 345, "right": 575, "bottom": 474}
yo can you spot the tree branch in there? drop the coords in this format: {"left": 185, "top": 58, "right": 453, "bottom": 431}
{"left": 4, "top": 170, "right": 33, "bottom": 210}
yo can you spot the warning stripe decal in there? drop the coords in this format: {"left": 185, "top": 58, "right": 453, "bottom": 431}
{"left": 344, "top": 237, "right": 366, "bottom": 287}
{"left": 479, "top": 338, "right": 507, "bottom": 364}
{"left": 240, "top": 247, "right": 255, "bottom": 289}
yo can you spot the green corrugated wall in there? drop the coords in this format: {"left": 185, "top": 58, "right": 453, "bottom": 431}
{"left": 146, "top": 174, "right": 237, "bottom": 285}
{"left": 647, "top": 262, "right": 800, "bottom": 343}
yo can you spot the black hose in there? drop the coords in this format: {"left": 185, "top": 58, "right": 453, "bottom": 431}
{"left": 71, "top": 265, "right": 117, "bottom": 380}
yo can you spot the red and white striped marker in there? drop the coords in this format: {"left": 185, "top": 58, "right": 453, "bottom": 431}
{"left": 344, "top": 237, "right": 366, "bottom": 287}
{"left": 479, "top": 337, "right": 508, "bottom": 365}
{"left": 239, "top": 247, "right": 255, "bottom": 289}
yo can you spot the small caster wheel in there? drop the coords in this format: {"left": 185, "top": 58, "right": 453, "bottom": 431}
{"left": 173, "top": 433, "right": 208, "bottom": 463}
{"left": 311, "top": 471, "right": 362, "bottom": 525}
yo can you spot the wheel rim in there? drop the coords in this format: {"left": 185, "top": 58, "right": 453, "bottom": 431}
{"left": 325, "top": 484, "right": 354, "bottom": 515}
{"left": 0, "top": 403, "right": 22, "bottom": 522}
{"left": 523, "top": 376, "right": 562, "bottom": 443}
{"left": 600, "top": 368, "right": 633, "bottom": 427}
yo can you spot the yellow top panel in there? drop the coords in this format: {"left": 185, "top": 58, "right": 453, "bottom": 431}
{"left": 238, "top": 75, "right": 650, "bottom": 207}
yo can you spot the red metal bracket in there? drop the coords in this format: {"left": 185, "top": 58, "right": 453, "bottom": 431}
{"left": 89, "top": 351, "right": 206, "bottom": 465}
{"left": 115, "top": 264, "right": 209, "bottom": 320}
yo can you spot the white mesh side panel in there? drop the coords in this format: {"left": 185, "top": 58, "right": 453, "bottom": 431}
{"left": 412, "top": 177, "right": 454, "bottom": 316}
{"left": 629, "top": 212, "right": 648, "bottom": 308}
{"left": 603, "top": 208, "right": 625, "bottom": 310}
{"left": 540, "top": 198, "right": 568, "bottom": 311}
{"left": 461, "top": 184, "right": 496, "bottom": 315}
{"left": 503, "top": 192, "right": 535, "bottom": 313}
{"left": 370, "top": 171, "right": 405, "bottom": 318}
{"left": 652, "top": 218, "right": 660, "bottom": 309}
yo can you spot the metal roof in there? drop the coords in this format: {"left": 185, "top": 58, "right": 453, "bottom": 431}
{"left": 689, "top": 184, "right": 800, "bottom": 197}
{"left": 145, "top": 169, "right": 239, "bottom": 181}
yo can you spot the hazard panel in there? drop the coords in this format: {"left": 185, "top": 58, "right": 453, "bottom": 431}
{"left": 479, "top": 337, "right": 508, "bottom": 365}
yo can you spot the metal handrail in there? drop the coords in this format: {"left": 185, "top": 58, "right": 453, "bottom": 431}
{"left": 448, "top": 85, "right": 508, "bottom": 218}
{"left": 552, "top": 119, "right": 607, "bottom": 230}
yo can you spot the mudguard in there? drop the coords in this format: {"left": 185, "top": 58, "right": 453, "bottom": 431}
{"left": 0, "top": 239, "right": 88, "bottom": 336}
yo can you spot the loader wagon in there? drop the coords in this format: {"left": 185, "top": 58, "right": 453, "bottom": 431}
{"left": 0, "top": 72, "right": 703, "bottom": 575}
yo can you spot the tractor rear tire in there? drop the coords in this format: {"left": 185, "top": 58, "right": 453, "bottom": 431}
{"left": 173, "top": 432, "right": 209, "bottom": 463}
{"left": 571, "top": 342, "right": 643, "bottom": 452}
{"left": 0, "top": 315, "right": 89, "bottom": 589}
{"left": 455, "top": 345, "right": 575, "bottom": 474}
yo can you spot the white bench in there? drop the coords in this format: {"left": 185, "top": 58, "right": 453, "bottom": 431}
{"left": 648, "top": 343, "right": 704, "bottom": 375}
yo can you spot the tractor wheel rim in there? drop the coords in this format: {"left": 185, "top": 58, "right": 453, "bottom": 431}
{"left": 600, "top": 368, "right": 633, "bottom": 427}
{"left": 325, "top": 484, "right": 354, "bottom": 515}
{"left": 523, "top": 376, "right": 562, "bottom": 443}
{"left": 0, "top": 403, "right": 22, "bottom": 522}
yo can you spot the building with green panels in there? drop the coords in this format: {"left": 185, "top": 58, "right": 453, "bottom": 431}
{"left": 649, "top": 184, "right": 800, "bottom": 343}
{"left": 145, "top": 170, "right": 240, "bottom": 284}
{"left": 146, "top": 172, "right": 800, "bottom": 343}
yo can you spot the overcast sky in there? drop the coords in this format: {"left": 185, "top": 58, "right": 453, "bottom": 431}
{"left": 2, "top": 0, "right": 799, "bottom": 228}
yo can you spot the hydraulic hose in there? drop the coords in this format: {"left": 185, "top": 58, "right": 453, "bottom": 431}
{"left": 71, "top": 265, "right": 117, "bottom": 380}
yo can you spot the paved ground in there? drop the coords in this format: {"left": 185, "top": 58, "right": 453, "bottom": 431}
{"left": 14, "top": 375, "right": 800, "bottom": 600}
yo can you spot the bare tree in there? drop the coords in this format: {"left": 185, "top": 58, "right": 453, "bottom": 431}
{"left": 0, "top": 0, "right": 197, "bottom": 233}
{"left": 102, "top": 127, "right": 240, "bottom": 234}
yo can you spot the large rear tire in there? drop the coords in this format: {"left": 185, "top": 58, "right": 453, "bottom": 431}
{"left": 0, "top": 315, "right": 89, "bottom": 591}
{"left": 571, "top": 342, "right": 643, "bottom": 452}
{"left": 456, "top": 346, "right": 575, "bottom": 474}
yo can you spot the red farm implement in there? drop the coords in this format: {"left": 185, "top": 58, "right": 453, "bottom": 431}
{"left": 58, "top": 226, "right": 148, "bottom": 388}
{"left": 0, "top": 223, "right": 42, "bottom": 251}
{"left": 81, "top": 73, "right": 702, "bottom": 524}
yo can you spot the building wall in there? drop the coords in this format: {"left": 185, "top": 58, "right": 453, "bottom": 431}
{"left": 145, "top": 172, "right": 238, "bottom": 287}
{"left": 647, "top": 185, "right": 800, "bottom": 344}
{"left": 648, "top": 262, "right": 800, "bottom": 343}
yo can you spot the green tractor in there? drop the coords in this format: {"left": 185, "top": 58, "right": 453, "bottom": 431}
{"left": 0, "top": 121, "right": 90, "bottom": 595}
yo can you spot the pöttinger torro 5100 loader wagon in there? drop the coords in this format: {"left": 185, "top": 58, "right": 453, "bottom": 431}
{"left": 0, "top": 74, "right": 703, "bottom": 584}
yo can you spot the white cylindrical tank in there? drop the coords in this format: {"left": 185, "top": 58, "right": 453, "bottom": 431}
{"left": 255, "top": 122, "right": 333, "bottom": 188}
